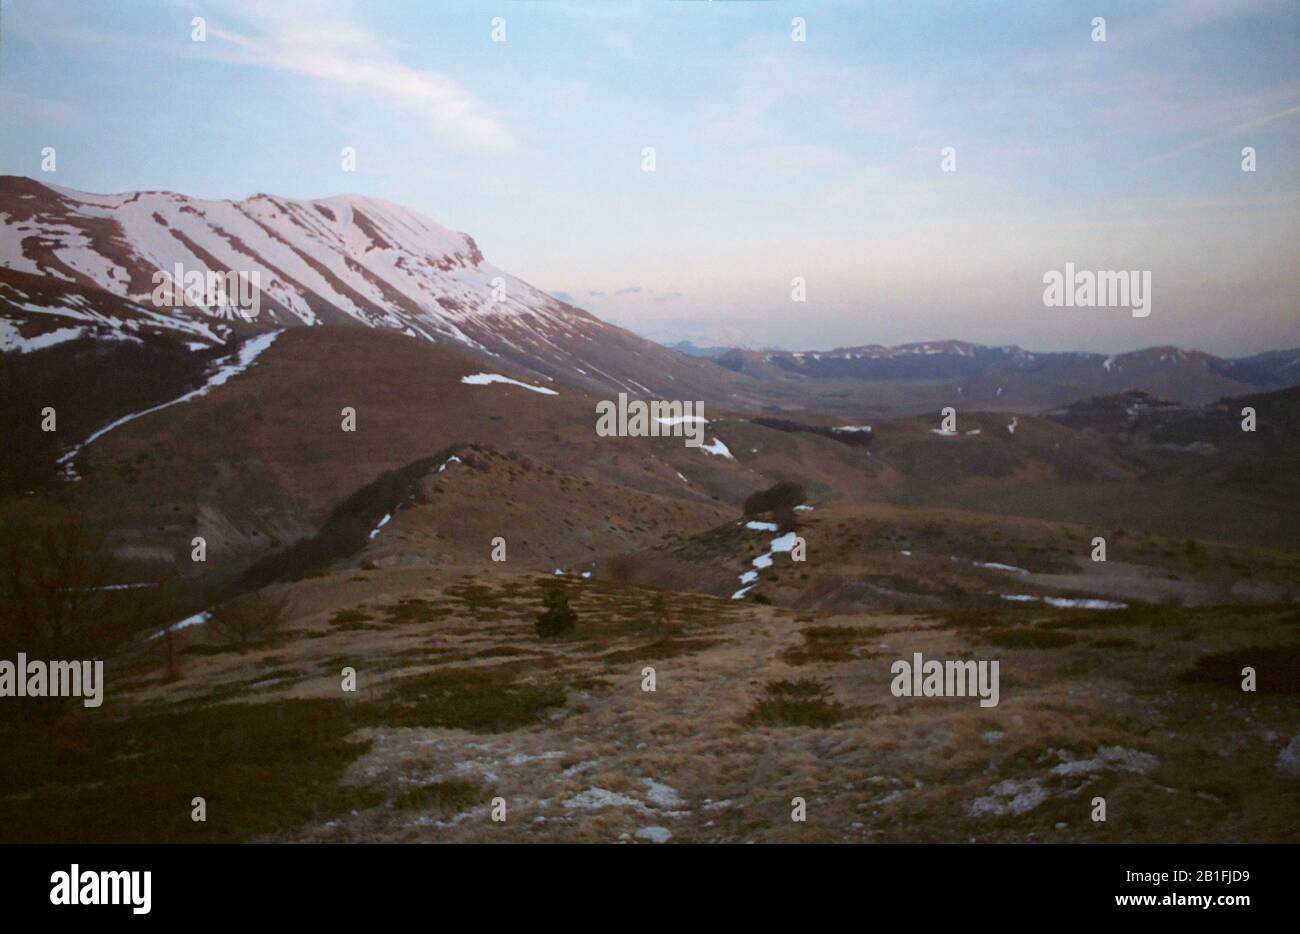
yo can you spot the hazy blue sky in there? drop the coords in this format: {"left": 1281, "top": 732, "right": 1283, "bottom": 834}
{"left": 2, "top": 0, "right": 1297, "bottom": 354}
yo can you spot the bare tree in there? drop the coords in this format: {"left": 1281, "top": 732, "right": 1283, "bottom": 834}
{"left": 0, "top": 517, "right": 125, "bottom": 725}
{"left": 207, "top": 591, "right": 291, "bottom": 652}
{"left": 0, "top": 518, "right": 120, "bottom": 661}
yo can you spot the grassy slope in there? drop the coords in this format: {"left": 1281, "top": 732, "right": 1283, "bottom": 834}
{"left": 3, "top": 572, "right": 1296, "bottom": 843}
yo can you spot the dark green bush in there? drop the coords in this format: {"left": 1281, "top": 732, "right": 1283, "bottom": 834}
{"left": 535, "top": 587, "right": 578, "bottom": 637}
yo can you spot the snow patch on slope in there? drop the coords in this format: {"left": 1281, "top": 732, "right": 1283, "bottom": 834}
{"left": 58, "top": 331, "right": 282, "bottom": 478}
{"left": 460, "top": 373, "right": 558, "bottom": 395}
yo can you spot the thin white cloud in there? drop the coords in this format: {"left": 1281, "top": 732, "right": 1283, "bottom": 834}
{"left": 0, "top": 88, "right": 81, "bottom": 127}
{"left": 7, "top": 0, "right": 514, "bottom": 152}
{"left": 210, "top": 5, "right": 515, "bottom": 151}
{"left": 1140, "top": 102, "right": 1300, "bottom": 166}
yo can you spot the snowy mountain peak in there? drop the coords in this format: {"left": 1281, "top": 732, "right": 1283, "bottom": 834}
{"left": 0, "top": 175, "right": 571, "bottom": 347}
{"left": 0, "top": 176, "right": 741, "bottom": 401}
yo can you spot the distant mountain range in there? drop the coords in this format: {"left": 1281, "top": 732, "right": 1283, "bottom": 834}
{"left": 708, "top": 340, "right": 1300, "bottom": 409}
{"left": 665, "top": 340, "right": 736, "bottom": 359}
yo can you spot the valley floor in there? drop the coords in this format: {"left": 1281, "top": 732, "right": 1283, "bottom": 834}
{"left": 4, "top": 570, "right": 1297, "bottom": 844}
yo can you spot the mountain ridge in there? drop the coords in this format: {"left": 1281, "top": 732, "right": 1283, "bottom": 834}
{"left": 4, "top": 175, "right": 1298, "bottom": 414}
{"left": 0, "top": 175, "right": 754, "bottom": 404}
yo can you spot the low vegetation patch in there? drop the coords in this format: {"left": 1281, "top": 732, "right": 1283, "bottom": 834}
{"left": 469, "top": 645, "right": 536, "bottom": 659}
{"left": 232, "top": 447, "right": 468, "bottom": 591}
{"left": 381, "top": 598, "right": 451, "bottom": 626}
{"left": 359, "top": 666, "right": 568, "bottom": 732}
{"left": 781, "top": 625, "right": 882, "bottom": 665}
{"left": 601, "top": 637, "right": 723, "bottom": 665}
{"left": 1182, "top": 643, "right": 1300, "bottom": 694}
{"left": 329, "top": 608, "right": 373, "bottom": 629}
{"left": 926, "top": 607, "right": 1040, "bottom": 631}
{"left": 978, "top": 628, "right": 1079, "bottom": 649}
{"left": 444, "top": 582, "right": 507, "bottom": 608}
{"left": 392, "top": 780, "right": 486, "bottom": 813}
{"left": 1090, "top": 637, "right": 1141, "bottom": 649}
{"left": 182, "top": 642, "right": 237, "bottom": 657}
{"left": 0, "top": 699, "right": 379, "bottom": 843}
{"left": 745, "top": 679, "right": 856, "bottom": 728}
{"left": 743, "top": 481, "right": 806, "bottom": 516}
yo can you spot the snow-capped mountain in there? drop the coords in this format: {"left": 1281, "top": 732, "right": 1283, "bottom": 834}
{"left": 0, "top": 175, "right": 741, "bottom": 399}
{"left": 4, "top": 175, "right": 1296, "bottom": 413}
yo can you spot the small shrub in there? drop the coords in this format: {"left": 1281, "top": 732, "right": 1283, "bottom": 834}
{"left": 535, "top": 587, "right": 578, "bottom": 638}
{"left": 745, "top": 679, "right": 854, "bottom": 728}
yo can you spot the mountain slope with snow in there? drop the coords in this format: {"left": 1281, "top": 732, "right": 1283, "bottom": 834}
{"left": 5, "top": 176, "right": 1297, "bottom": 414}
{"left": 0, "top": 175, "right": 749, "bottom": 401}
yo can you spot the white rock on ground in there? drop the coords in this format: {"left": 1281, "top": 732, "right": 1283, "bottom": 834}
{"left": 970, "top": 778, "right": 1048, "bottom": 818}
